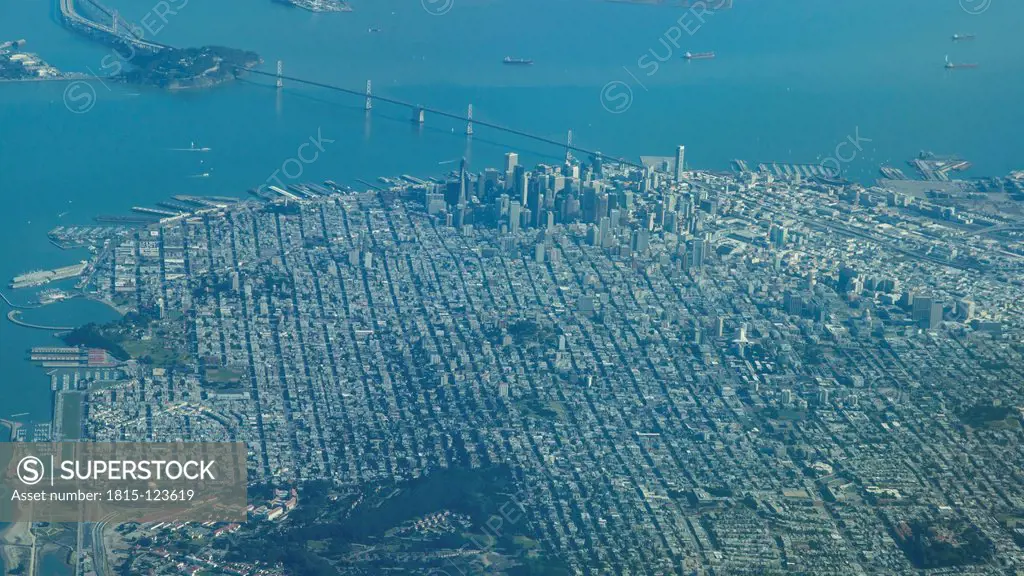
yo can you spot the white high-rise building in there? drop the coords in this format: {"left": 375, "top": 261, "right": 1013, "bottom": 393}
{"left": 505, "top": 152, "right": 519, "bottom": 175}
{"left": 675, "top": 145, "right": 686, "bottom": 181}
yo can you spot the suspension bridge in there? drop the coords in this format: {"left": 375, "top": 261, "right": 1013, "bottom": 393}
{"left": 59, "top": 0, "right": 169, "bottom": 53}
{"left": 249, "top": 67, "right": 643, "bottom": 170}
{"left": 54, "top": 0, "right": 644, "bottom": 172}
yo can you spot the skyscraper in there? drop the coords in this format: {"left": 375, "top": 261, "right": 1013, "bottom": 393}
{"left": 531, "top": 193, "right": 544, "bottom": 228}
{"left": 458, "top": 157, "right": 468, "bottom": 205}
{"left": 631, "top": 229, "right": 650, "bottom": 253}
{"left": 509, "top": 201, "right": 521, "bottom": 235}
{"left": 838, "top": 266, "right": 858, "bottom": 293}
{"left": 769, "top": 224, "right": 788, "bottom": 249}
{"left": 689, "top": 238, "right": 705, "bottom": 269}
{"left": 482, "top": 168, "right": 500, "bottom": 200}
{"left": 513, "top": 165, "right": 528, "bottom": 206}
{"left": 504, "top": 152, "right": 518, "bottom": 175}
{"left": 675, "top": 145, "right": 686, "bottom": 181}
{"left": 582, "top": 186, "right": 599, "bottom": 223}
{"left": 913, "top": 296, "right": 943, "bottom": 329}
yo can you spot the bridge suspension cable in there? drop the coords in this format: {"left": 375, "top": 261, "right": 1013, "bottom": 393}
{"left": 238, "top": 67, "right": 642, "bottom": 169}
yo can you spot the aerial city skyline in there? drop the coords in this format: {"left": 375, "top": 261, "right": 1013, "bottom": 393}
{"left": 2, "top": 0, "right": 1023, "bottom": 575}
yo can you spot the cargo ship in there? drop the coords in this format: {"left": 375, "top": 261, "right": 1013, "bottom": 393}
{"left": 952, "top": 33, "right": 975, "bottom": 41}
{"left": 503, "top": 56, "right": 533, "bottom": 65}
{"left": 683, "top": 51, "right": 715, "bottom": 60}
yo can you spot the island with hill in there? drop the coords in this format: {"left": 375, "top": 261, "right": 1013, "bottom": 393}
{"left": 120, "top": 46, "right": 262, "bottom": 90}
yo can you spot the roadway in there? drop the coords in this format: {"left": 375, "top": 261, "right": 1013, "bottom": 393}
{"left": 963, "top": 222, "right": 1024, "bottom": 236}
{"left": 59, "top": 0, "right": 168, "bottom": 52}
{"left": 89, "top": 513, "right": 117, "bottom": 576}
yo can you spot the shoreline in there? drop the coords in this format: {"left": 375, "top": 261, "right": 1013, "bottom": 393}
{"left": 2, "top": 292, "right": 125, "bottom": 437}
{"left": 83, "top": 292, "right": 130, "bottom": 317}
{"left": 0, "top": 73, "right": 98, "bottom": 84}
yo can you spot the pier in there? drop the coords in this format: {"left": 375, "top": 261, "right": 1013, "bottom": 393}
{"left": 0, "top": 289, "right": 40, "bottom": 310}
{"left": 0, "top": 418, "right": 21, "bottom": 441}
{"left": 7, "top": 309, "right": 76, "bottom": 332}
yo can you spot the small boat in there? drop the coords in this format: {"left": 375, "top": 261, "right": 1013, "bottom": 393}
{"left": 170, "top": 141, "right": 212, "bottom": 152}
{"left": 944, "top": 55, "right": 978, "bottom": 70}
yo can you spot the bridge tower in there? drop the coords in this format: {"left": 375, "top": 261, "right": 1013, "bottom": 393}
{"left": 565, "top": 129, "right": 574, "bottom": 164}
{"left": 466, "top": 104, "right": 474, "bottom": 136}
{"left": 276, "top": 60, "right": 284, "bottom": 89}
{"left": 413, "top": 106, "right": 425, "bottom": 125}
{"left": 365, "top": 80, "right": 372, "bottom": 111}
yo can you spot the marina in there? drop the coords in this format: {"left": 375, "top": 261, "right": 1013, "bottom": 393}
{"left": 47, "top": 225, "right": 127, "bottom": 249}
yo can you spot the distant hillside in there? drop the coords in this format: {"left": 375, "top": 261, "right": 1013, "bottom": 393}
{"left": 121, "top": 46, "right": 261, "bottom": 89}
